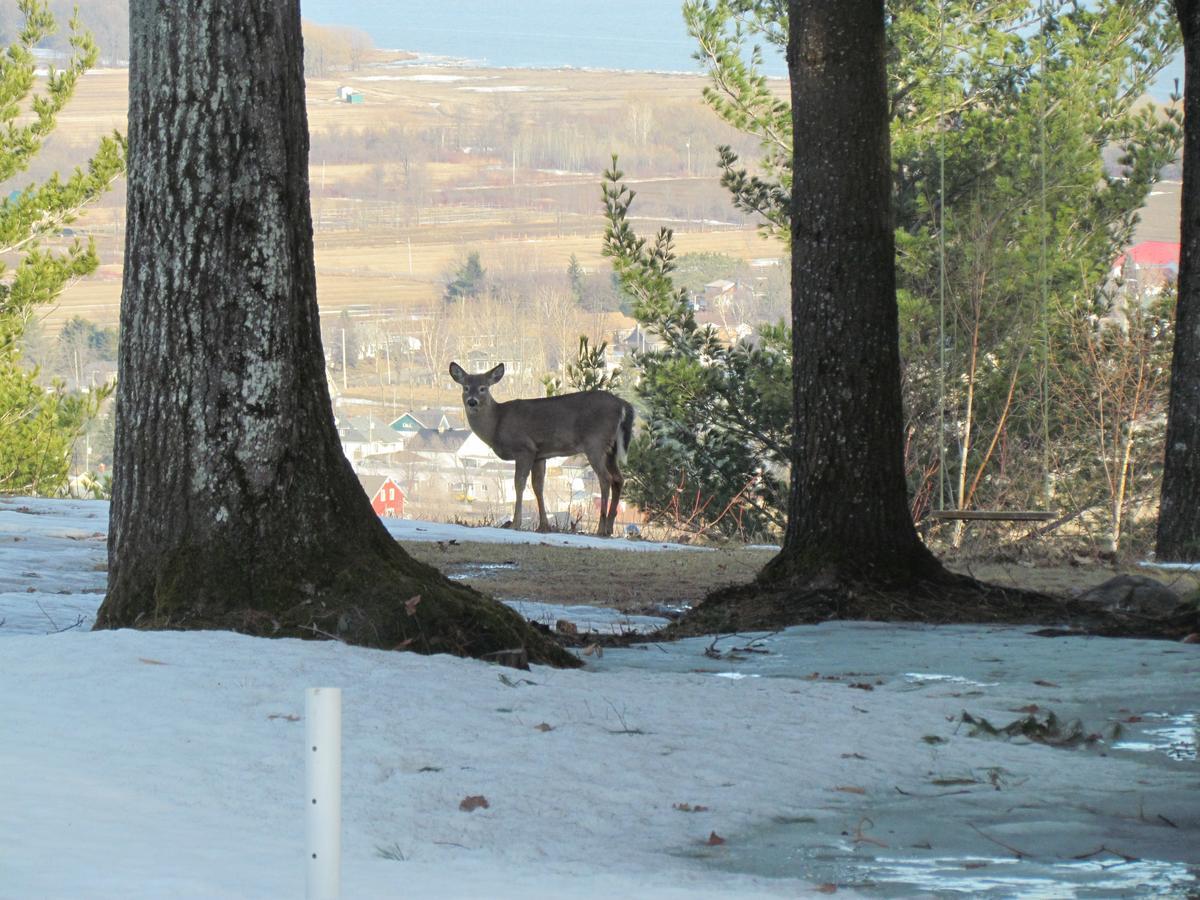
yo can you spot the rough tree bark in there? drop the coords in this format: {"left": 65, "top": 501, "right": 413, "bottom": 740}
{"left": 94, "top": 0, "right": 575, "bottom": 668}
{"left": 762, "top": 0, "right": 941, "bottom": 584}
{"left": 1158, "top": 1, "right": 1200, "bottom": 562}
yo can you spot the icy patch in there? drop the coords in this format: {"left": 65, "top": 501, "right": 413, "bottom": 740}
{"left": 502, "top": 599, "right": 668, "bottom": 634}
{"left": 445, "top": 561, "right": 519, "bottom": 580}
{"left": 903, "top": 672, "right": 1000, "bottom": 688}
{"left": 1113, "top": 711, "right": 1198, "bottom": 762}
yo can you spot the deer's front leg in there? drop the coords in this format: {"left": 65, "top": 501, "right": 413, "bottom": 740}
{"left": 531, "top": 458, "right": 551, "bottom": 533}
{"left": 511, "top": 457, "right": 532, "bottom": 531}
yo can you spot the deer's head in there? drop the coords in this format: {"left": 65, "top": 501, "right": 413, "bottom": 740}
{"left": 449, "top": 361, "right": 505, "bottom": 411}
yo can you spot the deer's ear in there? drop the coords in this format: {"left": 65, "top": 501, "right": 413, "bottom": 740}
{"left": 449, "top": 362, "right": 466, "bottom": 384}
{"left": 485, "top": 363, "right": 506, "bottom": 384}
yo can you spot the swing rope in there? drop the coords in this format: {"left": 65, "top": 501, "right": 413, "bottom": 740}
{"left": 931, "top": 1, "right": 1056, "bottom": 523}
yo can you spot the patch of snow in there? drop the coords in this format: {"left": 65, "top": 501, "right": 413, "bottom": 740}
{"left": 2, "top": 498, "right": 1197, "bottom": 897}
{"left": 1139, "top": 559, "right": 1200, "bottom": 572}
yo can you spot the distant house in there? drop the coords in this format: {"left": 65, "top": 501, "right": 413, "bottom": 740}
{"left": 1113, "top": 241, "right": 1180, "bottom": 289}
{"left": 1100, "top": 240, "right": 1181, "bottom": 335}
{"left": 404, "top": 427, "right": 473, "bottom": 470}
{"left": 621, "top": 323, "right": 667, "bottom": 355}
{"left": 337, "top": 86, "right": 364, "bottom": 104}
{"left": 336, "top": 410, "right": 405, "bottom": 463}
{"left": 358, "top": 474, "right": 405, "bottom": 518}
{"left": 703, "top": 279, "right": 737, "bottom": 305}
{"left": 388, "top": 408, "right": 464, "bottom": 435}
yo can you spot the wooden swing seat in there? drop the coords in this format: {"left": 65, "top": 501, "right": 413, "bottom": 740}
{"left": 928, "top": 509, "right": 1057, "bottom": 522}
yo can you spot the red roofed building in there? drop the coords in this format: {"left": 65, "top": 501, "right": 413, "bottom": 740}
{"left": 358, "top": 474, "right": 406, "bottom": 518}
{"left": 1114, "top": 241, "right": 1180, "bottom": 286}
{"left": 1125, "top": 241, "right": 1180, "bottom": 267}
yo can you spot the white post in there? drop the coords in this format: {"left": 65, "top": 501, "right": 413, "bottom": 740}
{"left": 306, "top": 687, "right": 342, "bottom": 900}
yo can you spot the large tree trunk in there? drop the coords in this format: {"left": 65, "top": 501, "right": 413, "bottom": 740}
{"left": 673, "top": 1, "right": 1046, "bottom": 636}
{"left": 762, "top": 0, "right": 940, "bottom": 585}
{"left": 94, "top": 0, "right": 575, "bottom": 668}
{"left": 1158, "top": 1, "right": 1200, "bottom": 562}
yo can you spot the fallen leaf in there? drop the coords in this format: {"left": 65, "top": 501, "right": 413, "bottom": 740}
{"left": 1123, "top": 715, "right": 1143, "bottom": 723}
{"left": 705, "top": 831, "right": 726, "bottom": 846}
{"left": 841, "top": 752, "right": 867, "bottom": 760}
{"left": 963, "top": 861, "right": 989, "bottom": 870}
{"left": 459, "top": 795, "right": 489, "bottom": 812}
{"left": 267, "top": 713, "right": 300, "bottom": 722}
{"left": 814, "top": 884, "right": 838, "bottom": 894}
{"left": 405, "top": 595, "right": 422, "bottom": 616}
{"left": 1010, "top": 704, "right": 1040, "bottom": 714}
{"left": 1033, "top": 679, "right": 1060, "bottom": 688}
{"left": 833, "top": 786, "right": 866, "bottom": 795}
{"left": 673, "top": 803, "right": 710, "bottom": 813}
{"left": 534, "top": 722, "right": 554, "bottom": 732}
{"left": 138, "top": 657, "right": 167, "bottom": 666}
{"left": 848, "top": 682, "right": 874, "bottom": 691}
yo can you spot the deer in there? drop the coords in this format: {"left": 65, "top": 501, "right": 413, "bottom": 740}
{"left": 449, "top": 362, "right": 635, "bottom": 536}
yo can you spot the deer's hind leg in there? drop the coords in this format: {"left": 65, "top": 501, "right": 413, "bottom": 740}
{"left": 531, "top": 458, "right": 552, "bottom": 533}
{"left": 585, "top": 449, "right": 613, "bottom": 536}
{"left": 605, "top": 450, "right": 624, "bottom": 537}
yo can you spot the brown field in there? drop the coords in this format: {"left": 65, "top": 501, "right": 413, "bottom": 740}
{"left": 42, "top": 63, "right": 777, "bottom": 342}
{"left": 400, "top": 536, "right": 1198, "bottom": 615}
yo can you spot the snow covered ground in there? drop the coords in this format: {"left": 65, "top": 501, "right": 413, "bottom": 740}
{"left": 1, "top": 498, "right": 1197, "bottom": 898}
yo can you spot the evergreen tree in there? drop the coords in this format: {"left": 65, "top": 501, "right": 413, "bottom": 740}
{"left": 648, "top": 0, "right": 1180, "bottom": 522}
{"left": 443, "top": 250, "right": 486, "bottom": 303}
{"left": 566, "top": 253, "right": 585, "bottom": 303}
{"left": 542, "top": 335, "right": 621, "bottom": 396}
{"left": 0, "top": 0, "right": 125, "bottom": 495}
{"left": 603, "top": 160, "right": 788, "bottom": 538}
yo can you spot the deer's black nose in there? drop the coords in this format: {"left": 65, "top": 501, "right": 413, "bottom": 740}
{"left": 467, "top": 398, "right": 478, "bottom": 408}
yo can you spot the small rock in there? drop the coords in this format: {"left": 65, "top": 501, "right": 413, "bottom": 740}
{"left": 1076, "top": 575, "right": 1181, "bottom": 617}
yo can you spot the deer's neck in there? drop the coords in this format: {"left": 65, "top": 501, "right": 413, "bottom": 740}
{"left": 465, "top": 401, "right": 502, "bottom": 444}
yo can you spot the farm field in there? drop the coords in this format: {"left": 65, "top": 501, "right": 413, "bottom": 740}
{"left": 40, "top": 62, "right": 780, "bottom": 338}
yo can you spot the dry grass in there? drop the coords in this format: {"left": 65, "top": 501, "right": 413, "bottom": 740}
{"left": 44, "top": 64, "right": 776, "bottom": 335}
{"left": 402, "top": 537, "right": 776, "bottom": 613}
{"left": 398, "top": 531, "right": 1196, "bottom": 616}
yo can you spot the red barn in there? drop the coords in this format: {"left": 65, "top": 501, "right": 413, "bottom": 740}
{"left": 358, "top": 475, "right": 406, "bottom": 518}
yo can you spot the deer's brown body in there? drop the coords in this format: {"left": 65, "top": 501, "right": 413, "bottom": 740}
{"left": 450, "top": 362, "right": 635, "bottom": 535}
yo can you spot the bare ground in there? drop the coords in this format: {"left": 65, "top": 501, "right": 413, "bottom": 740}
{"left": 399, "top": 534, "right": 1200, "bottom": 622}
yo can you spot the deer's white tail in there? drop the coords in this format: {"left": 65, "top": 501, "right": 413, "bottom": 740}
{"left": 615, "top": 401, "right": 634, "bottom": 465}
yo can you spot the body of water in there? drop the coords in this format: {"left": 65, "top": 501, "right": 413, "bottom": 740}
{"left": 299, "top": 0, "right": 1181, "bottom": 102}
{"left": 299, "top": 0, "right": 786, "bottom": 75}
